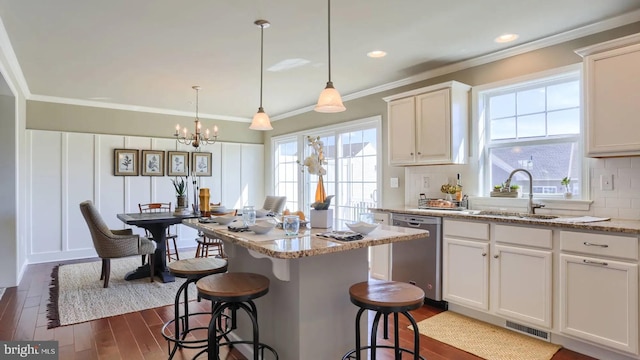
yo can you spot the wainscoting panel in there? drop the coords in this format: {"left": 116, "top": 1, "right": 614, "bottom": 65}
{"left": 27, "top": 129, "right": 264, "bottom": 264}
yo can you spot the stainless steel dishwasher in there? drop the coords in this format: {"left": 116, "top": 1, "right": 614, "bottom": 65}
{"left": 391, "top": 213, "right": 444, "bottom": 304}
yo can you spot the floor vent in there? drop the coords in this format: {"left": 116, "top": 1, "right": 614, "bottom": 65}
{"left": 505, "top": 320, "right": 550, "bottom": 342}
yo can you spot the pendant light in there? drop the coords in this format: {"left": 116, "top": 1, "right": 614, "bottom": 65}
{"left": 315, "top": 0, "right": 346, "bottom": 113}
{"left": 249, "top": 19, "right": 273, "bottom": 130}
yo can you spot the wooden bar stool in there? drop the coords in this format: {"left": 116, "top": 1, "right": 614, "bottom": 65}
{"left": 343, "top": 280, "right": 426, "bottom": 360}
{"left": 196, "top": 272, "right": 279, "bottom": 360}
{"left": 161, "top": 257, "right": 228, "bottom": 360}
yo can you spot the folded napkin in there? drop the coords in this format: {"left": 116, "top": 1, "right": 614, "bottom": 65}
{"left": 554, "top": 216, "right": 611, "bottom": 223}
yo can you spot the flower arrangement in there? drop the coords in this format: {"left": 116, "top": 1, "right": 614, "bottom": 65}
{"left": 298, "top": 136, "right": 333, "bottom": 210}
{"left": 298, "top": 136, "right": 327, "bottom": 176}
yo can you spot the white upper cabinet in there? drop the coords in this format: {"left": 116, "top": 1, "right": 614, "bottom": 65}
{"left": 384, "top": 81, "right": 470, "bottom": 166}
{"left": 576, "top": 33, "right": 640, "bottom": 157}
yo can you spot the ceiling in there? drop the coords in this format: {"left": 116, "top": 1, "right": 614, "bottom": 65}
{"left": 1, "top": 1, "right": 640, "bottom": 123}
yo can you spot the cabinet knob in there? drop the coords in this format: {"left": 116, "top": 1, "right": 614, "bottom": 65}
{"left": 417, "top": 152, "right": 421, "bottom": 155}
{"left": 493, "top": 254, "right": 499, "bottom": 259}
{"left": 410, "top": 152, "right": 414, "bottom": 156}
{"left": 482, "top": 252, "right": 487, "bottom": 257}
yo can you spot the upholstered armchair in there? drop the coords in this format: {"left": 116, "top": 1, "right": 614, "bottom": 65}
{"left": 262, "top": 196, "right": 287, "bottom": 214}
{"left": 79, "top": 200, "right": 157, "bottom": 288}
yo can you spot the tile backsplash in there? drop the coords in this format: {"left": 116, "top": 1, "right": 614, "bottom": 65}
{"left": 404, "top": 156, "right": 640, "bottom": 220}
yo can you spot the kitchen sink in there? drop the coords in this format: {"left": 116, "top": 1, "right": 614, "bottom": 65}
{"left": 477, "top": 210, "right": 558, "bottom": 220}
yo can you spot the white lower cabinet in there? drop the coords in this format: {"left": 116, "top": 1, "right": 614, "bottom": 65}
{"left": 559, "top": 231, "right": 639, "bottom": 354}
{"left": 491, "top": 225, "right": 553, "bottom": 329}
{"left": 443, "top": 220, "right": 490, "bottom": 310}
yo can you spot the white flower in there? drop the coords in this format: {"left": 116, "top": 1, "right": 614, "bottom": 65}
{"left": 298, "top": 136, "right": 327, "bottom": 176}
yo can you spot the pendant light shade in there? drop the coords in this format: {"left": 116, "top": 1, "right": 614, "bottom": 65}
{"left": 315, "top": 0, "right": 345, "bottom": 113}
{"left": 249, "top": 19, "right": 273, "bottom": 130}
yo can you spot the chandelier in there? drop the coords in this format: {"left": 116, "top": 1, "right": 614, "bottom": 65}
{"left": 174, "top": 86, "right": 218, "bottom": 149}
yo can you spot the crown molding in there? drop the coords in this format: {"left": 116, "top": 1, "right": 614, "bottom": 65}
{"left": 28, "top": 94, "right": 251, "bottom": 122}
{"left": 0, "top": 17, "right": 30, "bottom": 98}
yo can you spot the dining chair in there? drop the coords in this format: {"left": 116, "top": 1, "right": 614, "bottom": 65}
{"left": 138, "top": 202, "right": 180, "bottom": 262}
{"left": 261, "top": 195, "right": 287, "bottom": 214}
{"left": 79, "top": 200, "right": 156, "bottom": 288}
{"left": 195, "top": 209, "right": 237, "bottom": 259}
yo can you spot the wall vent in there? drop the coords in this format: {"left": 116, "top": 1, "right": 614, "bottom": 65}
{"left": 505, "top": 320, "right": 550, "bottom": 342}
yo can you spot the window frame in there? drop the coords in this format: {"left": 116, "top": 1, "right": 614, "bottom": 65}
{"left": 473, "top": 64, "right": 589, "bottom": 200}
{"left": 270, "top": 116, "right": 382, "bottom": 220}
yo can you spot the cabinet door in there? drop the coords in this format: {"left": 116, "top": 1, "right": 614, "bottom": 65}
{"left": 443, "top": 237, "right": 489, "bottom": 310}
{"left": 415, "top": 88, "right": 450, "bottom": 164}
{"left": 388, "top": 97, "right": 416, "bottom": 165}
{"left": 369, "top": 212, "right": 390, "bottom": 280}
{"left": 492, "top": 244, "right": 552, "bottom": 328}
{"left": 559, "top": 254, "right": 638, "bottom": 354}
{"left": 585, "top": 43, "right": 640, "bottom": 156}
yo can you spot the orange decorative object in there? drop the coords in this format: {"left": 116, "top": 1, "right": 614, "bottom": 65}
{"left": 199, "top": 188, "right": 210, "bottom": 213}
{"left": 315, "top": 175, "right": 326, "bottom": 203}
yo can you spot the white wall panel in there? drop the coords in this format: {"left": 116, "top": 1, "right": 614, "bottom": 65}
{"left": 243, "top": 144, "right": 265, "bottom": 208}
{"left": 66, "top": 133, "right": 95, "bottom": 251}
{"left": 96, "top": 135, "right": 126, "bottom": 230}
{"left": 221, "top": 143, "right": 243, "bottom": 209}
{"left": 27, "top": 129, "right": 263, "bottom": 263}
{"left": 30, "top": 131, "right": 62, "bottom": 254}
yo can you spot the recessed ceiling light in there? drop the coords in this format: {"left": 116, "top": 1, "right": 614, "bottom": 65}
{"left": 494, "top": 34, "right": 519, "bottom": 43}
{"left": 367, "top": 50, "right": 387, "bottom": 58}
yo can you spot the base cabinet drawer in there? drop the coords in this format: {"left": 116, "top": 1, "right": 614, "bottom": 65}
{"left": 559, "top": 254, "right": 639, "bottom": 354}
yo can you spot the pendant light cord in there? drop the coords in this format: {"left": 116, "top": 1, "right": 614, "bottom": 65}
{"left": 259, "top": 23, "right": 264, "bottom": 108}
{"left": 327, "top": 0, "right": 332, "bottom": 83}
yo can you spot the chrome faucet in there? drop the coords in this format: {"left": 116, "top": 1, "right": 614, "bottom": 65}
{"left": 504, "top": 168, "right": 545, "bottom": 214}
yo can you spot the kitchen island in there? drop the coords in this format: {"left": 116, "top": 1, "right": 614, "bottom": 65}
{"left": 183, "top": 218, "right": 429, "bottom": 360}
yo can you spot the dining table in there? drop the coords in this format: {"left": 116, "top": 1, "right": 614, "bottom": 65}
{"left": 116, "top": 211, "right": 197, "bottom": 283}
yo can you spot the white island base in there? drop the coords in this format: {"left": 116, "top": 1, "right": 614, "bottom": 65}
{"left": 224, "top": 242, "right": 368, "bottom": 360}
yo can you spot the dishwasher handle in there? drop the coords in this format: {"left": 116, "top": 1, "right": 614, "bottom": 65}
{"left": 394, "top": 220, "right": 424, "bottom": 228}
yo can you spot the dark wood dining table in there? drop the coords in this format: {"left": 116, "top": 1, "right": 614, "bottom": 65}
{"left": 117, "top": 211, "right": 197, "bottom": 283}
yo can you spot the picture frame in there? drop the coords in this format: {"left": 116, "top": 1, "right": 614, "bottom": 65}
{"left": 141, "top": 150, "right": 165, "bottom": 176}
{"left": 191, "top": 152, "right": 212, "bottom": 177}
{"left": 167, "top": 151, "right": 189, "bottom": 176}
{"left": 114, "top": 149, "right": 139, "bottom": 176}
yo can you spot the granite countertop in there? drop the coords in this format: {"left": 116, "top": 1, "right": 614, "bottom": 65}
{"left": 182, "top": 218, "right": 429, "bottom": 259}
{"left": 374, "top": 207, "right": 640, "bottom": 235}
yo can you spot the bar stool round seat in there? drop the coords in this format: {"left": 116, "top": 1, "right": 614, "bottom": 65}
{"left": 343, "top": 280, "right": 426, "bottom": 360}
{"left": 161, "top": 257, "right": 228, "bottom": 360}
{"left": 196, "top": 272, "right": 278, "bottom": 360}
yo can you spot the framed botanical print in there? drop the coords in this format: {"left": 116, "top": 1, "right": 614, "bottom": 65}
{"left": 114, "top": 149, "right": 139, "bottom": 176}
{"left": 141, "top": 150, "right": 165, "bottom": 176}
{"left": 167, "top": 151, "right": 189, "bottom": 176}
{"left": 192, "top": 152, "right": 212, "bottom": 177}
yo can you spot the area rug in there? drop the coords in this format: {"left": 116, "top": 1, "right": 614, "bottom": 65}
{"left": 47, "top": 251, "right": 197, "bottom": 328}
{"left": 414, "top": 312, "right": 561, "bottom": 360}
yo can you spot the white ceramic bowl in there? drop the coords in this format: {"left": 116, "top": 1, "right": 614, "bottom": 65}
{"left": 255, "top": 209, "right": 269, "bottom": 218}
{"left": 210, "top": 205, "right": 227, "bottom": 213}
{"left": 249, "top": 221, "right": 276, "bottom": 234}
{"left": 211, "top": 215, "right": 236, "bottom": 225}
{"left": 346, "top": 221, "right": 379, "bottom": 235}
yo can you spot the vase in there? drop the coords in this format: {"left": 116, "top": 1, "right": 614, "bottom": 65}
{"left": 176, "top": 195, "right": 188, "bottom": 208}
{"left": 315, "top": 175, "right": 326, "bottom": 203}
{"left": 199, "top": 188, "right": 210, "bottom": 214}
{"left": 310, "top": 209, "right": 333, "bottom": 229}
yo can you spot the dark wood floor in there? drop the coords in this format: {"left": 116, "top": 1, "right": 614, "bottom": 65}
{"left": 0, "top": 257, "right": 597, "bottom": 360}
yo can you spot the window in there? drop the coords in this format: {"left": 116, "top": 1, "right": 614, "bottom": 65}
{"left": 272, "top": 117, "right": 381, "bottom": 223}
{"left": 479, "top": 68, "right": 582, "bottom": 198}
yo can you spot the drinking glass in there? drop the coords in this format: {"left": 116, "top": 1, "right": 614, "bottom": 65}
{"left": 283, "top": 215, "right": 300, "bottom": 236}
{"left": 242, "top": 205, "right": 256, "bottom": 226}
{"left": 359, "top": 212, "right": 375, "bottom": 224}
